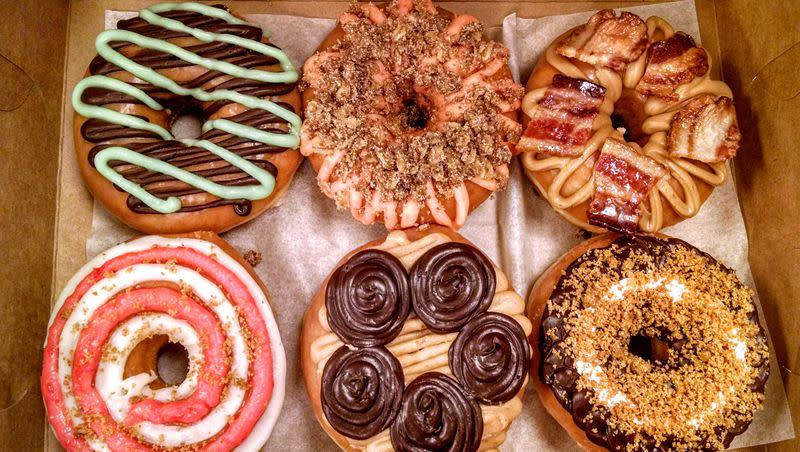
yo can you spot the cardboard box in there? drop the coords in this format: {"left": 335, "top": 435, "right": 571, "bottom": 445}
{"left": 0, "top": 0, "right": 796, "bottom": 450}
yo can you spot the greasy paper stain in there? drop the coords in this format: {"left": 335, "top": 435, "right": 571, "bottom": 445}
{"left": 746, "top": 40, "right": 800, "bottom": 102}
{"left": 0, "top": 53, "right": 33, "bottom": 112}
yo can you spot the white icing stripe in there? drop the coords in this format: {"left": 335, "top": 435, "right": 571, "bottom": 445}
{"left": 96, "top": 314, "right": 202, "bottom": 422}
{"left": 46, "top": 236, "right": 285, "bottom": 451}
{"left": 57, "top": 263, "right": 251, "bottom": 446}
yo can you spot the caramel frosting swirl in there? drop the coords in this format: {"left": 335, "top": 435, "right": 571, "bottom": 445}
{"left": 310, "top": 231, "right": 532, "bottom": 451}
{"left": 326, "top": 249, "right": 412, "bottom": 347}
{"left": 322, "top": 346, "right": 405, "bottom": 440}
{"left": 410, "top": 243, "right": 496, "bottom": 334}
{"left": 390, "top": 372, "right": 483, "bottom": 452}
{"left": 449, "top": 313, "right": 531, "bottom": 405}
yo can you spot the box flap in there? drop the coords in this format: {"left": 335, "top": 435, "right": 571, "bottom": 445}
{"left": 713, "top": 2, "right": 800, "bottom": 450}
{"left": 0, "top": 1, "right": 69, "bottom": 450}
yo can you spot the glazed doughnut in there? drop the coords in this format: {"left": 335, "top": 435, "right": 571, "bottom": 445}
{"left": 528, "top": 234, "right": 769, "bottom": 451}
{"left": 73, "top": 2, "right": 302, "bottom": 234}
{"left": 518, "top": 10, "right": 741, "bottom": 233}
{"left": 301, "top": 0, "right": 522, "bottom": 230}
{"left": 301, "top": 227, "right": 532, "bottom": 451}
{"left": 41, "top": 232, "right": 285, "bottom": 451}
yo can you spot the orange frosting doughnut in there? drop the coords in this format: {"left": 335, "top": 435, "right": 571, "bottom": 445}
{"left": 301, "top": 0, "right": 522, "bottom": 230}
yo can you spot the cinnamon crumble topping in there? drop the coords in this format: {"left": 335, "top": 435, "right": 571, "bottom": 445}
{"left": 302, "top": 0, "right": 522, "bottom": 203}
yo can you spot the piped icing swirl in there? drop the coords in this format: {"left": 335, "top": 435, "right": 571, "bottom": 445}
{"left": 390, "top": 372, "right": 483, "bottom": 452}
{"left": 41, "top": 235, "right": 285, "bottom": 451}
{"left": 540, "top": 235, "right": 769, "bottom": 450}
{"left": 73, "top": 2, "right": 301, "bottom": 215}
{"left": 309, "top": 231, "right": 532, "bottom": 451}
{"left": 322, "top": 346, "right": 405, "bottom": 440}
{"left": 326, "top": 249, "right": 412, "bottom": 347}
{"left": 449, "top": 312, "right": 531, "bottom": 405}
{"left": 519, "top": 10, "right": 740, "bottom": 233}
{"left": 410, "top": 242, "right": 496, "bottom": 334}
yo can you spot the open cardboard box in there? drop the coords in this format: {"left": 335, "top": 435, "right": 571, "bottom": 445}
{"left": 0, "top": 0, "right": 797, "bottom": 450}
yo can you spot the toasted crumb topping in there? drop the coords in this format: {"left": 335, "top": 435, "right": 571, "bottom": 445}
{"left": 549, "top": 240, "right": 768, "bottom": 449}
{"left": 243, "top": 250, "right": 262, "bottom": 267}
{"left": 302, "top": 0, "right": 521, "bottom": 203}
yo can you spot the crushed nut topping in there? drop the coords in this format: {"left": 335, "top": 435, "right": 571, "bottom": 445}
{"left": 302, "top": 0, "right": 522, "bottom": 203}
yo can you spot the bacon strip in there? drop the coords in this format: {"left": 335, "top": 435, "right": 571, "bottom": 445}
{"left": 519, "top": 75, "right": 606, "bottom": 157}
{"left": 588, "top": 139, "right": 667, "bottom": 233}
{"left": 636, "top": 32, "right": 709, "bottom": 100}
{"left": 667, "top": 94, "right": 740, "bottom": 162}
{"left": 556, "top": 10, "right": 648, "bottom": 71}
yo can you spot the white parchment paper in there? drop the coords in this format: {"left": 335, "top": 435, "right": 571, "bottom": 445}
{"left": 86, "top": 3, "right": 793, "bottom": 450}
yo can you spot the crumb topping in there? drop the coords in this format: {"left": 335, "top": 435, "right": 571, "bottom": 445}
{"left": 546, "top": 239, "right": 768, "bottom": 449}
{"left": 243, "top": 250, "right": 262, "bottom": 267}
{"left": 302, "top": 0, "right": 521, "bottom": 203}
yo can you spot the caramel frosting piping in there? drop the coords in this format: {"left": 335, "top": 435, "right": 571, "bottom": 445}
{"left": 310, "top": 231, "right": 531, "bottom": 451}
{"left": 522, "top": 15, "right": 735, "bottom": 232}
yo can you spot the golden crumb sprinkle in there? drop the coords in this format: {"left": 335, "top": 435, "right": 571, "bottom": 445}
{"left": 243, "top": 250, "right": 262, "bottom": 267}
{"left": 541, "top": 236, "right": 769, "bottom": 450}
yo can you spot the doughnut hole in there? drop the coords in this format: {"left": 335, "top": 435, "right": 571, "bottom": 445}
{"left": 169, "top": 108, "right": 204, "bottom": 140}
{"left": 124, "top": 334, "right": 190, "bottom": 389}
{"left": 610, "top": 88, "right": 650, "bottom": 146}
{"left": 402, "top": 99, "right": 430, "bottom": 130}
{"left": 627, "top": 334, "right": 671, "bottom": 365}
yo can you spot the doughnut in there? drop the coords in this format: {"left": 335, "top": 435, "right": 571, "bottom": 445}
{"left": 518, "top": 10, "right": 741, "bottom": 233}
{"left": 300, "top": 0, "right": 522, "bottom": 230}
{"left": 301, "top": 227, "right": 532, "bottom": 451}
{"left": 72, "top": 3, "right": 302, "bottom": 234}
{"left": 41, "top": 232, "right": 285, "bottom": 451}
{"left": 527, "top": 234, "right": 769, "bottom": 450}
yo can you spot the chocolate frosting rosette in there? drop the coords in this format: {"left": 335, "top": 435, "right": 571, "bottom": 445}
{"left": 301, "top": 227, "right": 532, "bottom": 451}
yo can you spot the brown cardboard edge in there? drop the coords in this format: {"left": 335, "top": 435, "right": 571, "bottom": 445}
{"left": 0, "top": 1, "right": 68, "bottom": 450}
{"left": 711, "top": 2, "right": 800, "bottom": 451}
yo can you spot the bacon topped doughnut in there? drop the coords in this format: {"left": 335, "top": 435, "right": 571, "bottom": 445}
{"left": 301, "top": 0, "right": 522, "bottom": 230}
{"left": 41, "top": 232, "right": 285, "bottom": 451}
{"left": 301, "top": 227, "right": 532, "bottom": 451}
{"left": 520, "top": 10, "right": 741, "bottom": 233}
{"left": 72, "top": 3, "right": 302, "bottom": 234}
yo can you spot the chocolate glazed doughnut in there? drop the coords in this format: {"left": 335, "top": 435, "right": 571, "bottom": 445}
{"left": 449, "top": 313, "right": 531, "bottom": 404}
{"left": 390, "top": 372, "right": 483, "bottom": 452}
{"left": 322, "top": 346, "right": 405, "bottom": 440}
{"left": 326, "top": 249, "right": 411, "bottom": 347}
{"left": 528, "top": 234, "right": 770, "bottom": 451}
{"left": 410, "top": 242, "right": 496, "bottom": 334}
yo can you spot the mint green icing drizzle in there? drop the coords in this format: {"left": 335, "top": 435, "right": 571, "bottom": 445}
{"left": 72, "top": 2, "right": 300, "bottom": 214}
{"left": 94, "top": 142, "right": 276, "bottom": 213}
